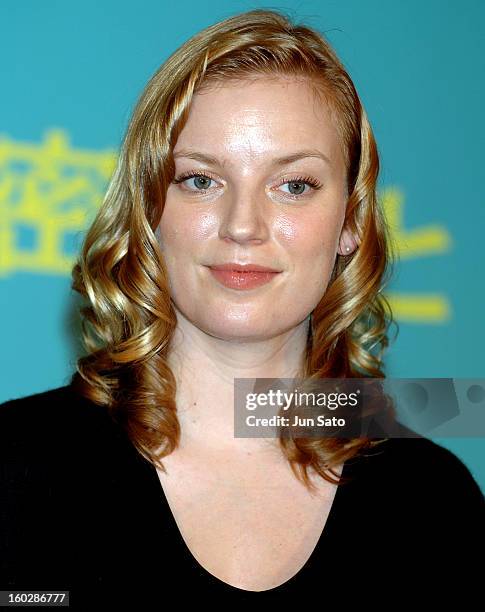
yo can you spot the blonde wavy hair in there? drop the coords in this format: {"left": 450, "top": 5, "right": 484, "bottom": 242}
{"left": 70, "top": 8, "right": 398, "bottom": 490}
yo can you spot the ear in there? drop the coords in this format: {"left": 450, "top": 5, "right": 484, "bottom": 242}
{"left": 337, "top": 226, "right": 359, "bottom": 256}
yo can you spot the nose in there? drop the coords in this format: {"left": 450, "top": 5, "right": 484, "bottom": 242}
{"left": 217, "top": 187, "right": 271, "bottom": 245}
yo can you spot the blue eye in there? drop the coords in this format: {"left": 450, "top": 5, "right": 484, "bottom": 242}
{"left": 189, "top": 175, "right": 213, "bottom": 190}
{"left": 274, "top": 175, "right": 323, "bottom": 199}
{"left": 172, "top": 171, "right": 323, "bottom": 199}
{"left": 279, "top": 180, "right": 313, "bottom": 196}
{"left": 173, "top": 171, "right": 215, "bottom": 191}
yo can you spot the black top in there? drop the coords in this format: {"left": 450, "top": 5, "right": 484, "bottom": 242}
{"left": 0, "top": 383, "right": 484, "bottom": 608}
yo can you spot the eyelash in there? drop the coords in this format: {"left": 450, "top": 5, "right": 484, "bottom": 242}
{"left": 172, "top": 170, "right": 323, "bottom": 200}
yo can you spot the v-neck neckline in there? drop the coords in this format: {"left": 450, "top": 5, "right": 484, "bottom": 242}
{"left": 146, "top": 455, "right": 356, "bottom": 594}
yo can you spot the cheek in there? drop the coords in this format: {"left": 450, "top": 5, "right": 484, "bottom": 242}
{"left": 275, "top": 212, "right": 340, "bottom": 270}
{"left": 274, "top": 212, "right": 341, "bottom": 313}
{"left": 159, "top": 204, "right": 217, "bottom": 255}
{"left": 188, "top": 211, "right": 216, "bottom": 241}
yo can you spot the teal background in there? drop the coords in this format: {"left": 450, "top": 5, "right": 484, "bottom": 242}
{"left": 1, "top": 1, "right": 484, "bottom": 489}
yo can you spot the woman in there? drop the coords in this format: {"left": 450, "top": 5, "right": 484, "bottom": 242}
{"left": 1, "top": 8, "right": 483, "bottom": 606}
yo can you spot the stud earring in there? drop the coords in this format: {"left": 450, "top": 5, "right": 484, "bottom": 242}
{"left": 345, "top": 246, "right": 351, "bottom": 253}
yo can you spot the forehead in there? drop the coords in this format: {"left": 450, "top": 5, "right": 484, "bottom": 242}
{"left": 173, "top": 78, "right": 343, "bottom": 167}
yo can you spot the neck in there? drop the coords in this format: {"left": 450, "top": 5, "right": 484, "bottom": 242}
{"left": 166, "top": 310, "right": 310, "bottom": 456}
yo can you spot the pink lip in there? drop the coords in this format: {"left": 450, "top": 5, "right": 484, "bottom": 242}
{"left": 206, "top": 263, "right": 281, "bottom": 290}
{"left": 208, "top": 263, "right": 280, "bottom": 273}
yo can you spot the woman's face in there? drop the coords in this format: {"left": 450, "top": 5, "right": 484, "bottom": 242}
{"left": 158, "top": 77, "right": 349, "bottom": 341}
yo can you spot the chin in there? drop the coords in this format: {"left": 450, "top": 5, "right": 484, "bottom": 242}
{"left": 199, "top": 316, "right": 292, "bottom": 343}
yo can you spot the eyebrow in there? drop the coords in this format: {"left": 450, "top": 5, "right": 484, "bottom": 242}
{"left": 173, "top": 148, "right": 332, "bottom": 168}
